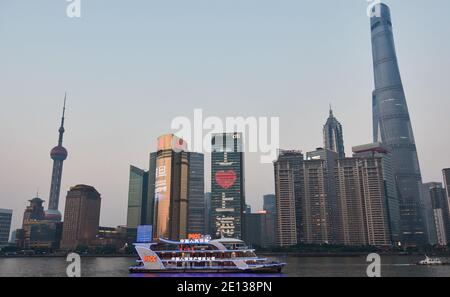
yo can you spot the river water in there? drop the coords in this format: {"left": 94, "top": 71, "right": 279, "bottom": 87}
{"left": 0, "top": 255, "right": 449, "bottom": 277}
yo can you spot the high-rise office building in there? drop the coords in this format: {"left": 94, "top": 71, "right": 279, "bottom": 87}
{"left": 0, "top": 209, "right": 12, "bottom": 247}
{"left": 61, "top": 185, "right": 102, "bottom": 250}
{"left": 273, "top": 150, "right": 302, "bottom": 246}
{"left": 353, "top": 143, "right": 401, "bottom": 244}
{"left": 302, "top": 159, "right": 331, "bottom": 244}
{"left": 444, "top": 169, "right": 450, "bottom": 212}
{"left": 370, "top": 3, "right": 425, "bottom": 245}
{"left": 9, "top": 230, "right": 16, "bottom": 244}
{"left": 211, "top": 133, "right": 245, "bottom": 239}
{"left": 187, "top": 152, "right": 205, "bottom": 234}
{"left": 444, "top": 169, "right": 450, "bottom": 197}
{"left": 335, "top": 157, "right": 391, "bottom": 246}
{"left": 323, "top": 107, "right": 345, "bottom": 159}
{"left": 262, "top": 194, "right": 277, "bottom": 247}
{"left": 126, "top": 165, "right": 150, "bottom": 241}
{"left": 244, "top": 211, "right": 274, "bottom": 248}
{"left": 306, "top": 148, "right": 339, "bottom": 243}
{"left": 443, "top": 169, "right": 450, "bottom": 242}
{"left": 46, "top": 95, "right": 68, "bottom": 221}
{"left": 244, "top": 212, "right": 262, "bottom": 248}
{"left": 428, "top": 183, "right": 449, "bottom": 246}
{"left": 153, "top": 134, "right": 189, "bottom": 241}
{"left": 263, "top": 194, "right": 276, "bottom": 214}
{"left": 148, "top": 152, "right": 157, "bottom": 222}
{"left": 421, "top": 183, "right": 439, "bottom": 245}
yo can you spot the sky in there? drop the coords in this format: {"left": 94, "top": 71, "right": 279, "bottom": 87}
{"left": 1, "top": 0, "right": 450, "bottom": 232}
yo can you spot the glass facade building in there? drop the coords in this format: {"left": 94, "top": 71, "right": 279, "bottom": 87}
{"left": 244, "top": 211, "right": 274, "bottom": 248}
{"left": 263, "top": 194, "right": 276, "bottom": 214}
{"left": 126, "top": 162, "right": 156, "bottom": 242}
{"left": 127, "top": 166, "right": 150, "bottom": 229}
{"left": 442, "top": 168, "right": 450, "bottom": 244}
{"left": 211, "top": 133, "right": 245, "bottom": 239}
{"left": 0, "top": 209, "right": 12, "bottom": 247}
{"left": 187, "top": 152, "right": 205, "bottom": 234}
{"left": 421, "top": 183, "right": 439, "bottom": 245}
{"left": 204, "top": 192, "right": 212, "bottom": 235}
{"left": 262, "top": 194, "right": 277, "bottom": 247}
{"left": 370, "top": 3, "right": 426, "bottom": 245}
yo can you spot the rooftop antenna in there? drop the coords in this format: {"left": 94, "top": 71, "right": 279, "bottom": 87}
{"left": 58, "top": 93, "right": 67, "bottom": 146}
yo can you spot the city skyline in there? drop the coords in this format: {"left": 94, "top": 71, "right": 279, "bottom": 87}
{"left": 1, "top": 1, "right": 450, "bottom": 232}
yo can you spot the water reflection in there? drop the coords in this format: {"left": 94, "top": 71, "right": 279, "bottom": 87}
{"left": 0, "top": 255, "right": 449, "bottom": 277}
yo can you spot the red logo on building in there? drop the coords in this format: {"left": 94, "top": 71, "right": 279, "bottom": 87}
{"left": 215, "top": 170, "right": 237, "bottom": 189}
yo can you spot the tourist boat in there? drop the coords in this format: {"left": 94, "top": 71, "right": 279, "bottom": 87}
{"left": 129, "top": 235, "right": 285, "bottom": 273}
{"left": 417, "top": 255, "right": 443, "bottom": 266}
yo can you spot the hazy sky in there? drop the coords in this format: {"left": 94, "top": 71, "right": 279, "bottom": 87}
{"left": 1, "top": 0, "right": 449, "bottom": 232}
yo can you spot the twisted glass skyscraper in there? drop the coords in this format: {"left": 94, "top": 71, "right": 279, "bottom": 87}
{"left": 370, "top": 3, "right": 425, "bottom": 245}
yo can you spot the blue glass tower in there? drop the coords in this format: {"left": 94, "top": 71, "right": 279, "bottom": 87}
{"left": 370, "top": 3, "right": 425, "bottom": 245}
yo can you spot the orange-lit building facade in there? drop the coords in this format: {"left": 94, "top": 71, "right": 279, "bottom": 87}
{"left": 153, "top": 134, "right": 189, "bottom": 241}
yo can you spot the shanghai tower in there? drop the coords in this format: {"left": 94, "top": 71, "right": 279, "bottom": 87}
{"left": 370, "top": 3, "right": 425, "bottom": 245}
{"left": 45, "top": 95, "right": 68, "bottom": 221}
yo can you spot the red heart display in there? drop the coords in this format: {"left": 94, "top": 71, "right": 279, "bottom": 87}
{"left": 215, "top": 170, "right": 237, "bottom": 189}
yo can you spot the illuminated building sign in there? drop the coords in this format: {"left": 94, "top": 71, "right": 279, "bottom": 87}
{"left": 180, "top": 234, "right": 211, "bottom": 244}
{"left": 137, "top": 225, "right": 153, "bottom": 243}
{"left": 154, "top": 151, "right": 172, "bottom": 239}
{"left": 155, "top": 165, "right": 168, "bottom": 196}
{"left": 171, "top": 257, "right": 216, "bottom": 261}
{"left": 211, "top": 133, "right": 245, "bottom": 239}
{"left": 215, "top": 170, "right": 237, "bottom": 189}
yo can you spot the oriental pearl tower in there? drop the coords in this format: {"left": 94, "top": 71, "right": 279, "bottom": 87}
{"left": 45, "top": 94, "right": 68, "bottom": 221}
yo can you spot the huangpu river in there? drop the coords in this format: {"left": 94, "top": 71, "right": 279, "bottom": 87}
{"left": 0, "top": 255, "right": 449, "bottom": 277}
